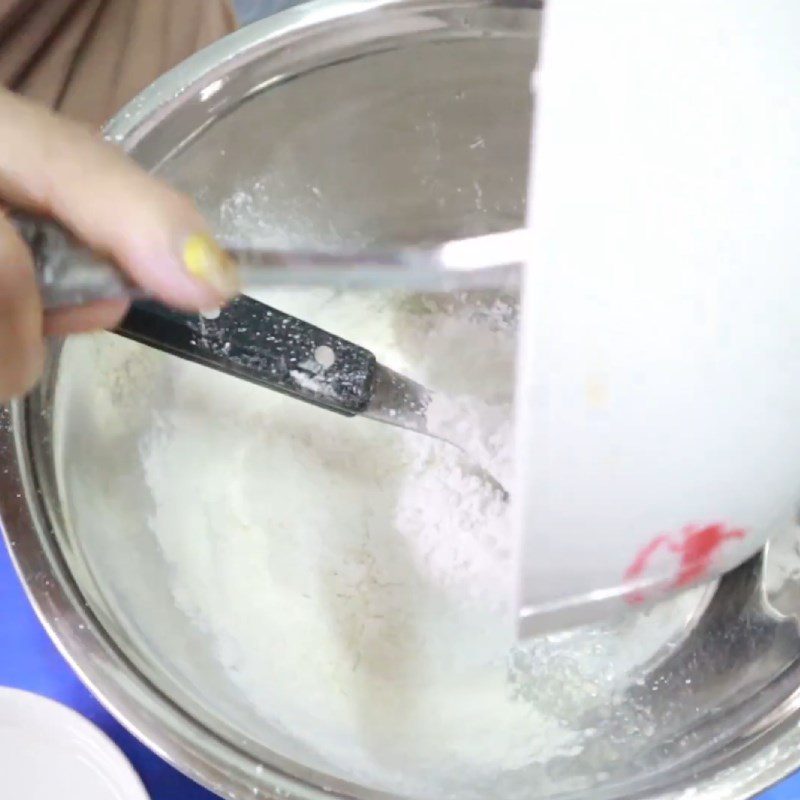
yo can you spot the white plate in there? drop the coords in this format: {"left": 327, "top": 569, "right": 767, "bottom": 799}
{"left": 0, "top": 687, "right": 150, "bottom": 800}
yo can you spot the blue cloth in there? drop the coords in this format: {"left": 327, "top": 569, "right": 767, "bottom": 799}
{"left": 1, "top": 536, "right": 797, "bottom": 799}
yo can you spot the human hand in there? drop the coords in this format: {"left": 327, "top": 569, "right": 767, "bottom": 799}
{"left": 0, "top": 88, "right": 238, "bottom": 400}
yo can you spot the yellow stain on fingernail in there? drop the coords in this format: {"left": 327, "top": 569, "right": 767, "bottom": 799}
{"left": 183, "top": 234, "right": 239, "bottom": 295}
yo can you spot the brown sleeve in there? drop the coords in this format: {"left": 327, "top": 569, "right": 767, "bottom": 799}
{"left": 0, "top": 0, "right": 237, "bottom": 128}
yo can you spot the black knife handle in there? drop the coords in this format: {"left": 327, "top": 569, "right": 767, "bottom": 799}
{"left": 115, "top": 295, "right": 377, "bottom": 416}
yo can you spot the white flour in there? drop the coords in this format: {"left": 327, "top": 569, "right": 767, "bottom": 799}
{"left": 139, "top": 284, "right": 708, "bottom": 797}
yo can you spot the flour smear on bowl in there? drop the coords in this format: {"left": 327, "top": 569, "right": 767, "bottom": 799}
{"left": 136, "top": 195, "right": 708, "bottom": 798}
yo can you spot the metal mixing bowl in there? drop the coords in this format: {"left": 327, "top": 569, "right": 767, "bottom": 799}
{"left": 4, "top": 1, "right": 800, "bottom": 798}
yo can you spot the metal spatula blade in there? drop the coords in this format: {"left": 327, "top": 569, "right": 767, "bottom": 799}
{"left": 17, "top": 213, "right": 525, "bottom": 308}
{"left": 365, "top": 365, "right": 509, "bottom": 498}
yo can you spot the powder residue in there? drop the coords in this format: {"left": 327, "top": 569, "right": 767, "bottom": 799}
{"left": 141, "top": 289, "right": 535, "bottom": 793}
{"left": 139, "top": 285, "right": 708, "bottom": 798}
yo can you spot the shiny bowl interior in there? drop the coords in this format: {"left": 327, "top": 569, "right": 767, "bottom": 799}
{"left": 5, "top": 2, "right": 800, "bottom": 799}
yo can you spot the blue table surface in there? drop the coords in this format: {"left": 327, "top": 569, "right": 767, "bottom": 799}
{"left": 0, "top": 537, "right": 798, "bottom": 800}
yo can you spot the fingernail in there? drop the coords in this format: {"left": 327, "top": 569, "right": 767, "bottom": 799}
{"left": 181, "top": 233, "right": 239, "bottom": 297}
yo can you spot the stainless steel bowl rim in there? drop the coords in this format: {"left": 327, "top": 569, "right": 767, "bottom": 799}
{"left": 2, "top": 2, "right": 800, "bottom": 798}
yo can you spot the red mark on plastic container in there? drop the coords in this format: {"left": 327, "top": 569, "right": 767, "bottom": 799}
{"left": 625, "top": 523, "right": 745, "bottom": 604}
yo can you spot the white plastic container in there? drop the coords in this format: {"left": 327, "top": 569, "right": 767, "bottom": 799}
{"left": 516, "top": 1, "right": 800, "bottom": 635}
